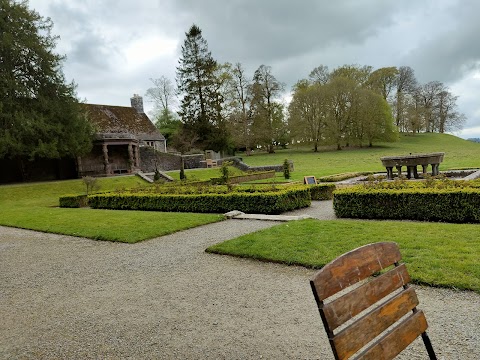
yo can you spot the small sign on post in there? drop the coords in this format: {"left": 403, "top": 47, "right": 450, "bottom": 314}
{"left": 304, "top": 176, "right": 317, "bottom": 185}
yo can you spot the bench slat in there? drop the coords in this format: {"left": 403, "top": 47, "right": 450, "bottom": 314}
{"left": 311, "top": 242, "right": 401, "bottom": 301}
{"left": 323, "top": 264, "right": 411, "bottom": 330}
{"left": 355, "top": 311, "right": 428, "bottom": 360}
{"left": 333, "top": 287, "right": 419, "bottom": 360}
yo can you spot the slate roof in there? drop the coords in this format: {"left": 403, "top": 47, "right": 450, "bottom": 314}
{"left": 83, "top": 104, "right": 165, "bottom": 141}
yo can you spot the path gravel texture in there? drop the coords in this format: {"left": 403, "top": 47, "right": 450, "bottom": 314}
{"left": 1, "top": 201, "right": 479, "bottom": 359}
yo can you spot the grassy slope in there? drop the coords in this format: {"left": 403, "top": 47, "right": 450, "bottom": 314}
{"left": 240, "top": 133, "right": 480, "bottom": 181}
{"left": 207, "top": 219, "right": 480, "bottom": 293}
{"left": 0, "top": 176, "right": 223, "bottom": 243}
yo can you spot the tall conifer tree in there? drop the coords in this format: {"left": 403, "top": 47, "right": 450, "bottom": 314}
{"left": 176, "top": 24, "right": 225, "bottom": 151}
{"left": 0, "top": 0, "right": 93, "bottom": 161}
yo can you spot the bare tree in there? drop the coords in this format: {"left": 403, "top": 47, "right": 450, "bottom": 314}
{"left": 146, "top": 76, "right": 176, "bottom": 120}
{"left": 249, "top": 65, "right": 285, "bottom": 153}
{"left": 308, "top": 65, "right": 330, "bottom": 85}
{"left": 394, "top": 66, "right": 417, "bottom": 130}
{"left": 225, "top": 63, "right": 253, "bottom": 153}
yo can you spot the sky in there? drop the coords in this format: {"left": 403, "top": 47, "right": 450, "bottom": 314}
{"left": 27, "top": 0, "right": 480, "bottom": 139}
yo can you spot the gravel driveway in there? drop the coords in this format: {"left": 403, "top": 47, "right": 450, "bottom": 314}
{"left": 1, "top": 202, "right": 479, "bottom": 359}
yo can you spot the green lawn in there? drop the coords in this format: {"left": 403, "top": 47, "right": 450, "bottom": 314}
{"left": 206, "top": 219, "right": 480, "bottom": 293}
{"left": 240, "top": 133, "right": 480, "bottom": 181}
{"left": 0, "top": 176, "right": 223, "bottom": 243}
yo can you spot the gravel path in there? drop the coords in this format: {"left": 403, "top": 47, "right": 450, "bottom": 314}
{"left": 1, "top": 201, "right": 479, "bottom": 359}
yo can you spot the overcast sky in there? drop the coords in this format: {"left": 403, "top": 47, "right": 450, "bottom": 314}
{"left": 28, "top": 0, "right": 480, "bottom": 138}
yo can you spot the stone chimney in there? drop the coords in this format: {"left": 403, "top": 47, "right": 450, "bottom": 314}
{"left": 130, "top": 94, "right": 144, "bottom": 113}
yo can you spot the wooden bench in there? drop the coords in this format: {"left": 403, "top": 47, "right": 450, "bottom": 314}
{"left": 310, "top": 242, "right": 437, "bottom": 359}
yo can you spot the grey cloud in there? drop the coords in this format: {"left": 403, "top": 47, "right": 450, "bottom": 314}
{"left": 402, "top": 1, "right": 480, "bottom": 84}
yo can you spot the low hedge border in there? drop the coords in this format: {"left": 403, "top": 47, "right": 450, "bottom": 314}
{"left": 87, "top": 187, "right": 311, "bottom": 215}
{"left": 334, "top": 186, "right": 480, "bottom": 223}
{"left": 317, "top": 172, "right": 373, "bottom": 182}
{"left": 59, "top": 194, "right": 88, "bottom": 208}
{"left": 305, "top": 183, "right": 336, "bottom": 200}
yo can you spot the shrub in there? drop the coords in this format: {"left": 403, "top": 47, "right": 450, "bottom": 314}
{"left": 283, "top": 159, "right": 290, "bottom": 179}
{"left": 317, "top": 172, "right": 373, "bottom": 182}
{"left": 307, "top": 183, "right": 336, "bottom": 200}
{"left": 59, "top": 194, "right": 88, "bottom": 208}
{"left": 88, "top": 187, "right": 311, "bottom": 215}
{"left": 334, "top": 186, "right": 480, "bottom": 223}
{"left": 82, "top": 176, "right": 100, "bottom": 195}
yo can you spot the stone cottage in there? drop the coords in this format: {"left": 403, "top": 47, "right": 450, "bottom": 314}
{"left": 77, "top": 94, "right": 166, "bottom": 176}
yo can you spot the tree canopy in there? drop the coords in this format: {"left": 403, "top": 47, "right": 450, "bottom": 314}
{"left": 0, "top": 0, "right": 93, "bottom": 160}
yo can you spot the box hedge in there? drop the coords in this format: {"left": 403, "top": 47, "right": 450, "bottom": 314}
{"left": 334, "top": 186, "right": 480, "bottom": 223}
{"left": 87, "top": 187, "right": 311, "bottom": 215}
{"left": 307, "top": 183, "right": 336, "bottom": 200}
{"left": 59, "top": 194, "right": 88, "bottom": 208}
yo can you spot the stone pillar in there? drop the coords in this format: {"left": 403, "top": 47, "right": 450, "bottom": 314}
{"left": 128, "top": 143, "right": 134, "bottom": 172}
{"left": 386, "top": 167, "right": 394, "bottom": 180}
{"left": 432, "top": 163, "right": 439, "bottom": 176}
{"left": 134, "top": 145, "right": 140, "bottom": 168}
{"left": 102, "top": 144, "right": 111, "bottom": 175}
{"left": 422, "top": 165, "right": 428, "bottom": 175}
{"left": 396, "top": 166, "right": 402, "bottom": 177}
{"left": 407, "top": 166, "right": 415, "bottom": 179}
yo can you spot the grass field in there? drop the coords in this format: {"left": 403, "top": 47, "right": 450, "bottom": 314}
{"left": 238, "top": 133, "right": 480, "bottom": 181}
{"left": 206, "top": 219, "right": 480, "bottom": 293}
{"left": 0, "top": 176, "right": 223, "bottom": 243}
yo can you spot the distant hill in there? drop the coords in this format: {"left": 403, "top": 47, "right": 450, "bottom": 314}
{"left": 467, "top": 138, "right": 480, "bottom": 143}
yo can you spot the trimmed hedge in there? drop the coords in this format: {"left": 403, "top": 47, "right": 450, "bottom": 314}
{"left": 334, "top": 186, "right": 480, "bottom": 223}
{"left": 317, "top": 172, "right": 373, "bottom": 182}
{"left": 306, "top": 183, "right": 336, "bottom": 200}
{"left": 59, "top": 194, "right": 88, "bottom": 208}
{"left": 88, "top": 188, "right": 311, "bottom": 215}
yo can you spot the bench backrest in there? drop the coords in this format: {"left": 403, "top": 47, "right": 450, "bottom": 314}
{"left": 310, "top": 242, "right": 436, "bottom": 359}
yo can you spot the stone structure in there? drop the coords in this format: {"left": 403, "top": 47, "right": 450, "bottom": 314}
{"left": 217, "top": 157, "right": 294, "bottom": 172}
{"left": 78, "top": 95, "right": 166, "bottom": 177}
{"left": 380, "top": 152, "right": 445, "bottom": 180}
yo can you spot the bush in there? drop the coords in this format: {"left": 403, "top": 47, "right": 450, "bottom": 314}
{"left": 82, "top": 176, "right": 100, "bottom": 195}
{"left": 307, "top": 183, "right": 336, "bottom": 200}
{"left": 333, "top": 186, "right": 480, "bottom": 223}
{"left": 283, "top": 159, "right": 290, "bottom": 179}
{"left": 88, "top": 187, "right": 311, "bottom": 215}
{"left": 59, "top": 194, "right": 88, "bottom": 208}
{"left": 317, "top": 172, "right": 373, "bottom": 182}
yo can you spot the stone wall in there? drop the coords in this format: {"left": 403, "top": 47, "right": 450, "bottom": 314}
{"left": 139, "top": 148, "right": 204, "bottom": 172}
{"left": 217, "top": 157, "right": 294, "bottom": 172}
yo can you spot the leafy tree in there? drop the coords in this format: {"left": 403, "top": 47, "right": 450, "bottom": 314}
{"left": 176, "top": 24, "right": 227, "bottom": 151}
{"left": 154, "top": 110, "right": 181, "bottom": 144}
{"left": 323, "top": 77, "right": 357, "bottom": 150}
{"left": 289, "top": 80, "right": 328, "bottom": 152}
{"left": 0, "top": 0, "right": 93, "bottom": 163}
{"left": 330, "top": 64, "right": 372, "bottom": 87}
{"left": 367, "top": 67, "right": 399, "bottom": 100}
{"left": 355, "top": 89, "right": 398, "bottom": 146}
